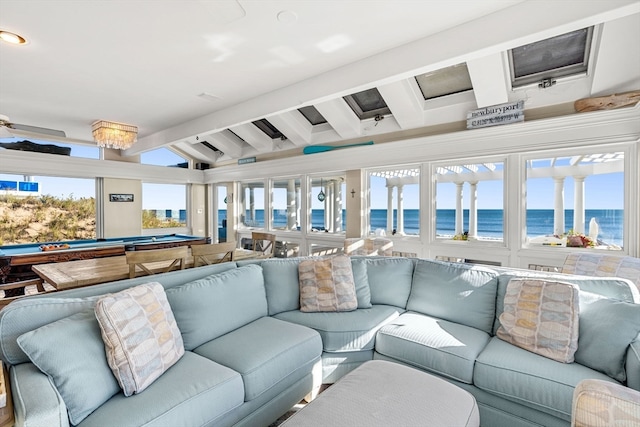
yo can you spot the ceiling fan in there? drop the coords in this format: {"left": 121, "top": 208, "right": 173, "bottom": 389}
{"left": 0, "top": 114, "right": 67, "bottom": 138}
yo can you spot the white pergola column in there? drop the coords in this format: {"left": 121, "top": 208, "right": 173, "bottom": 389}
{"left": 333, "top": 180, "right": 342, "bottom": 232}
{"left": 286, "top": 179, "right": 296, "bottom": 230}
{"left": 387, "top": 185, "right": 394, "bottom": 234}
{"left": 573, "top": 176, "right": 586, "bottom": 234}
{"left": 553, "top": 177, "right": 565, "bottom": 235}
{"left": 468, "top": 181, "right": 478, "bottom": 239}
{"left": 455, "top": 182, "right": 464, "bottom": 235}
{"left": 397, "top": 184, "right": 404, "bottom": 235}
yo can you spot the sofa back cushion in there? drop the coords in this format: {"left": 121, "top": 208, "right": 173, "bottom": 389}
{"left": 407, "top": 259, "right": 498, "bottom": 333}
{"left": 166, "top": 264, "right": 267, "bottom": 350}
{"left": 357, "top": 257, "right": 414, "bottom": 308}
{"left": 575, "top": 291, "right": 640, "bottom": 382}
{"left": 0, "top": 263, "right": 238, "bottom": 365}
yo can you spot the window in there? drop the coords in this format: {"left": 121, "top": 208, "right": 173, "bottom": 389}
{"left": 343, "top": 88, "right": 391, "bottom": 120}
{"left": 434, "top": 161, "right": 504, "bottom": 241}
{"left": 310, "top": 175, "right": 345, "bottom": 233}
{"left": 240, "top": 181, "right": 265, "bottom": 228}
{"left": 216, "top": 184, "right": 228, "bottom": 242}
{"left": 141, "top": 148, "right": 187, "bottom": 167}
{"left": 271, "top": 178, "right": 301, "bottom": 231}
{"left": 509, "top": 27, "right": 593, "bottom": 87}
{"left": 252, "top": 119, "right": 286, "bottom": 140}
{"left": 298, "top": 106, "right": 327, "bottom": 125}
{"left": 0, "top": 173, "right": 96, "bottom": 244}
{"left": 525, "top": 151, "right": 623, "bottom": 250}
{"left": 368, "top": 167, "right": 420, "bottom": 236}
{"left": 415, "top": 63, "right": 473, "bottom": 100}
{"left": 142, "top": 183, "right": 187, "bottom": 229}
{"left": 0, "top": 138, "right": 99, "bottom": 159}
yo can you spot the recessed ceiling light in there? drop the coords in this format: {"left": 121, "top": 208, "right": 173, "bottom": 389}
{"left": 0, "top": 30, "right": 27, "bottom": 45}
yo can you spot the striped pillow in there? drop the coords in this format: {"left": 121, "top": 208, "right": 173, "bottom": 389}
{"left": 497, "top": 278, "right": 579, "bottom": 363}
{"left": 299, "top": 255, "right": 357, "bottom": 312}
{"left": 95, "top": 282, "right": 184, "bottom": 396}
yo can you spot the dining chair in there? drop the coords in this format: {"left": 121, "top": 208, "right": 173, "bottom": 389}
{"left": 250, "top": 232, "right": 276, "bottom": 259}
{"left": 125, "top": 246, "right": 189, "bottom": 279}
{"left": 191, "top": 241, "right": 237, "bottom": 267}
{"left": 0, "top": 278, "right": 47, "bottom": 310}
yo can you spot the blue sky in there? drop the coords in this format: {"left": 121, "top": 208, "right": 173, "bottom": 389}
{"left": 1, "top": 140, "right": 624, "bottom": 211}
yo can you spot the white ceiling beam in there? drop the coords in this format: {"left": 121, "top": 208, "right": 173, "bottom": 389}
{"left": 377, "top": 79, "right": 424, "bottom": 129}
{"left": 314, "top": 99, "right": 362, "bottom": 139}
{"left": 228, "top": 123, "right": 273, "bottom": 152}
{"left": 591, "top": 13, "right": 640, "bottom": 96}
{"left": 267, "top": 111, "right": 312, "bottom": 147}
{"left": 206, "top": 131, "right": 245, "bottom": 159}
{"left": 172, "top": 141, "right": 216, "bottom": 163}
{"left": 467, "top": 52, "right": 509, "bottom": 108}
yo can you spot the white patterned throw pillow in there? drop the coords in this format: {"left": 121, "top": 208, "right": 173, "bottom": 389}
{"left": 95, "top": 282, "right": 184, "bottom": 396}
{"left": 298, "top": 255, "right": 357, "bottom": 312}
{"left": 497, "top": 278, "right": 579, "bottom": 363}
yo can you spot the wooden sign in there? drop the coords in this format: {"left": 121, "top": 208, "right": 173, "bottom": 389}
{"left": 467, "top": 100, "right": 524, "bottom": 129}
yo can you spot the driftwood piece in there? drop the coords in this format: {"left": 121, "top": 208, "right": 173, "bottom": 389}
{"left": 574, "top": 90, "right": 640, "bottom": 112}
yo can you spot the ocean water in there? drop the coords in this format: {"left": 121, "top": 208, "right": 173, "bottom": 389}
{"left": 221, "top": 208, "right": 624, "bottom": 246}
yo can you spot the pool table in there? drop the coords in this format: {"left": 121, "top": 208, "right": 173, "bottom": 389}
{"left": 0, "top": 234, "right": 209, "bottom": 285}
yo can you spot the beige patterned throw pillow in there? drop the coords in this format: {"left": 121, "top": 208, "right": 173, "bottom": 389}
{"left": 95, "top": 282, "right": 184, "bottom": 396}
{"left": 497, "top": 278, "right": 579, "bottom": 363}
{"left": 299, "top": 255, "right": 357, "bottom": 312}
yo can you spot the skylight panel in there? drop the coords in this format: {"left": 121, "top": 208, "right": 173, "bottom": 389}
{"left": 298, "top": 106, "right": 327, "bottom": 125}
{"left": 343, "top": 88, "right": 391, "bottom": 120}
{"left": 509, "top": 27, "right": 593, "bottom": 88}
{"left": 415, "top": 63, "right": 473, "bottom": 100}
{"left": 252, "top": 119, "right": 286, "bottom": 140}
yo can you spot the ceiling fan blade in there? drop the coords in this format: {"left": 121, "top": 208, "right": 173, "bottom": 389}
{"left": 9, "top": 123, "right": 66, "bottom": 138}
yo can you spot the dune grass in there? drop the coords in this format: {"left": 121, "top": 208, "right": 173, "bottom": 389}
{"left": 0, "top": 195, "right": 183, "bottom": 245}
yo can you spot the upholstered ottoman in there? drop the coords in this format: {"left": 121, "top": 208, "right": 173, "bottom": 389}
{"left": 282, "top": 359, "right": 480, "bottom": 426}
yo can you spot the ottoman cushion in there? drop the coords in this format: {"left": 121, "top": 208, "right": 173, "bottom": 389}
{"left": 282, "top": 359, "right": 479, "bottom": 427}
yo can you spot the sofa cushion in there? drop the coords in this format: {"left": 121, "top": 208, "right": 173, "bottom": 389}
{"left": 375, "top": 312, "right": 491, "bottom": 384}
{"left": 275, "top": 305, "right": 403, "bottom": 353}
{"left": 193, "top": 316, "right": 322, "bottom": 401}
{"left": 474, "top": 337, "right": 617, "bottom": 421}
{"left": 0, "top": 296, "right": 99, "bottom": 365}
{"left": 17, "top": 310, "right": 120, "bottom": 425}
{"left": 166, "top": 264, "right": 268, "bottom": 350}
{"left": 356, "top": 257, "right": 414, "bottom": 308}
{"left": 299, "top": 255, "right": 357, "bottom": 312}
{"left": 575, "top": 291, "right": 640, "bottom": 382}
{"left": 78, "top": 351, "right": 244, "bottom": 427}
{"left": 497, "top": 278, "right": 580, "bottom": 363}
{"left": 407, "top": 259, "right": 498, "bottom": 333}
{"left": 94, "top": 282, "right": 184, "bottom": 396}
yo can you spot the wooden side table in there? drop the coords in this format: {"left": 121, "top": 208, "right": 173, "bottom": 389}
{"left": 0, "top": 362, "right": 14, "bottom": 427}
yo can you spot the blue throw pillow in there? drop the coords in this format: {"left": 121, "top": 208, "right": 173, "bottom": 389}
{"left": 576, "top": 291, "right": 640, "bottom": 382}
{"left": 17, "top": 310, "right": 120, "bottom": 425}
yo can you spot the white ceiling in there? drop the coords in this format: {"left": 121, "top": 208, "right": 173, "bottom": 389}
{"left": 1, "top": 0, "right": 639, "bottom": 165}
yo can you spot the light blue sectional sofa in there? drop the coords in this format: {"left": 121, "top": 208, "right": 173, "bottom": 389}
{"left": 1, "top": 256, "right": 639, "bottom": 427}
